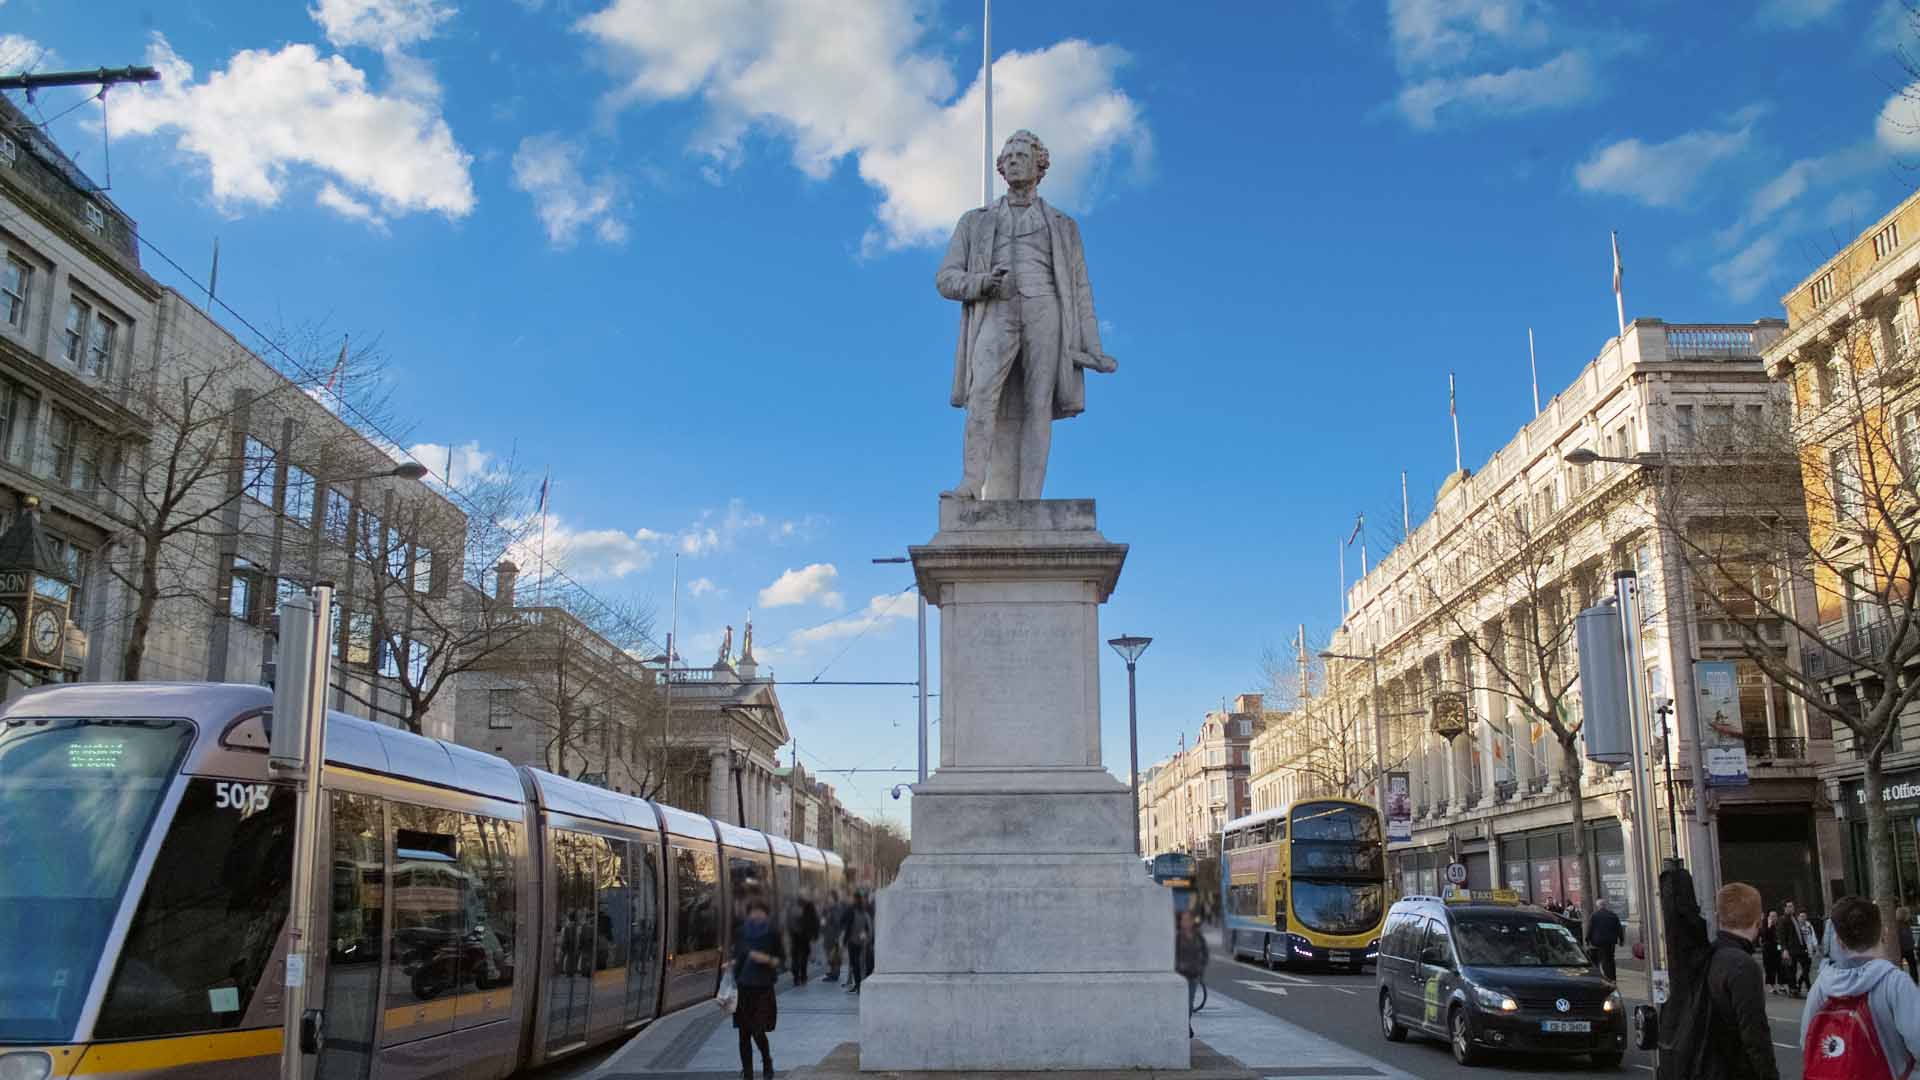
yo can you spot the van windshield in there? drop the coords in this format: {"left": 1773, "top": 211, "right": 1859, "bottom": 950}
{"left": 0, "top": 718, "right": 192, "bottom": 1042}
{"left": 1452, "top": 914, "right": 1590, "bottom": 967}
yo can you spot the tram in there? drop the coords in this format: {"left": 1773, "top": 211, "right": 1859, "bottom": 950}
{"left": 0, "top": 682, "right": 849, "bottom": 1080}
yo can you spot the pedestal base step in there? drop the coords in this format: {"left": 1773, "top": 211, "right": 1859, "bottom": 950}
{"left": 792, "top": 1038, "right": 1253, "bottom": 1078}
{"left": 858, "top": 972, "right": 1190, "bottom": 1071}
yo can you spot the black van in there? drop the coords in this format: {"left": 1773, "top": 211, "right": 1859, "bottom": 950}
{"left": 1375, "top": 893, "right": 1626, "bottom": 1068}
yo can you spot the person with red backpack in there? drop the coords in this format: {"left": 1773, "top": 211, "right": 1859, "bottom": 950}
{"left": 1802, "top": 896, "right": 1920, "bottom": 1080}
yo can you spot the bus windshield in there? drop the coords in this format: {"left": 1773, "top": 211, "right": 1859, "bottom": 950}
{"left": 1152, "top": 853, "right": 1196, "bottom": 883}
{"left": 0, "top": 718, "right": 192, "bottom": 1042}
{"left": 1291, "top": 879, "right": 1386, "bottom": 937}
{"left": 1290, "top": 802, "right": 1384, "bottom": 878}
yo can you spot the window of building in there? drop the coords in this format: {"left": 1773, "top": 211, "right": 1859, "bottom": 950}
{"left": 1675, "top": 404, "right": 1694, "bottom": 445}
{"left": 1813, "top": 270, "right": 1836, "bottom": 306}
{"left": 347, "top": 611, "right": 374, "bottom": 668}
{"left": 82, "top": 202, "right": 105, "bottom": 234}
{"left": 1902, "top": 411, "right": 1920, "bottom": 475}
{"left": 377, "top": 631, "right": 401, "bottom": 678}
{"left": 84, "top": 311, "right": 115, "bottom": 379}
{"left": 275, "top": 577, "right": 306, "bottom": 621}
{"left": 0, "top": 134, "right": 14, "bottom": 166}
{"left": 1210, "top": 778, "right": 1225, "bottom": 803}
{"left": 70, "top": 423, "right": 99, "bottom": 494}
{"left": 283, "top": 463, "right": 315, "bottom": 526}
{"left": 385, "top": 525, "right": 408, "bottom": 580}
{"left": 242, "top": 437, "right": 275, "bottom": 504}
{"left": 413, "top": 546, "right": 433, "bottom": 594}
{"left": 405, "top": 639, "right": 427, "bottom": 684}
{"left": 2, "top": 256, "right": 29, "bottom": 331}
{"left": 60, "top": 297, "right": 116, "bottom": 379}
{"left": 44, "top": 408, "right": 72, "bottom": 483}
{"left": 1832, "top": 447, "right": 1865, "bottom": 521}
{"left": 1875, "top": 221, "right": 1902, "bottom": 260}
{"left": 1895, "top": 307, "right": 1917, "bottom": 361}
{"left": 0, "top": 378, "right": 27, "bottom": 466}
{"left": 488, "top": 688, "right": 515, "bottom": 729}
{"left": 323, "top": 488, "right": 350, "bottom": 544}
{"left": 229, "top": 557, "right": 263, "bottom": 623}
{"left": 359, "top": 510, "right": 384, "bottom": 565}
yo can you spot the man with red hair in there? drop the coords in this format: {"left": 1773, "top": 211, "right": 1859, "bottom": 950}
{"left": 1699, "top": 883, "right": 1780, "bottom": 1080}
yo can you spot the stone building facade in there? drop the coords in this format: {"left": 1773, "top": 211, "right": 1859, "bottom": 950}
{"left": 1321, "top": 318, "right": 1829, "bottom": 939}
{"left": 1136, "top": 695, "right": 1265, "bottom": 856}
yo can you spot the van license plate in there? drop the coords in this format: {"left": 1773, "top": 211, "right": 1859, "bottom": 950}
{"left": 1542, "top": 1020, "right": 1591, "bottom": 1033}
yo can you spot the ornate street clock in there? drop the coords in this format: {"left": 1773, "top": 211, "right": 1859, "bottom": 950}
{"left": 0, "top": 497, "right": 74, "bottom": 671}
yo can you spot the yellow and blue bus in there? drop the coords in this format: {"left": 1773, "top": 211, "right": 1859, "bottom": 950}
{"left": 1221, "top": 798, "right": 1387, "bottom": 971}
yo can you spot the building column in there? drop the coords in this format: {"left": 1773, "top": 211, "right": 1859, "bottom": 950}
{"left": 710, "top": 749, "right": 732, "bottom": 824}
{"left": 1472, "top": 650, "right": 1499, "bottom": 810}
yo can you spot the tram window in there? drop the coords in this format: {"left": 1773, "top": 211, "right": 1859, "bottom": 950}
{"left": 384, "top": 803, "right": 461, "bottom": 1021}
{"left": 318, "top": 792, "right": 384, "bottom": 1080}
{"left": 672, "top": 844, "right": 720, "bottom": 956}
{"left": 624, "top": 838, "right": 662, "bottom": 1021}
{"left": 592, "top": 834, "right": 628, "bottom": 972}
{"left": 94, "top": 778, "right": 294, "bottom": 1039}
{"left": 455, "top": 814, "right": 517, "bottom": 998}
{"left": 728, "top": 854, "right": 767, "bottom": 926}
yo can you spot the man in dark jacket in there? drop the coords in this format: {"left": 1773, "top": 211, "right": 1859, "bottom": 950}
{"left": 788, "top": 896, "right": 820, "bottom": 986}
{"left": 1700, "top": 882, "right": 1781, "bottom": 1080}
{"left": 1586, "top": 897, "right": 1623, "bottom": 982}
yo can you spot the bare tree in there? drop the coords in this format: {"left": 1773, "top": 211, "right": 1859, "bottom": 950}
{"left": 102, "top": 321, "right": 396, "bottom": 680}
{"left": 1260, "top": 635, "right": 1371, "bottom": 798}
{"left": 1655, "top": 301, "right": 1918, "bottom": 912}
{"left": 1408, "top": 487, "right": 1623, "bottom": 913}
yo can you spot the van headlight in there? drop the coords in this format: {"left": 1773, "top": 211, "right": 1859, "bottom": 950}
{"left": 0, "top": 1051, "right": 52, "bottom": 1080}
{"left": 1604, "top": 991, "right": 1623, "bottom": 1013}
{"left": 1471, "top": 985, "right": 1519, "bottom": 1012}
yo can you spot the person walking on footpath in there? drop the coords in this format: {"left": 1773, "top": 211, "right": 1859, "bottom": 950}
{"left": 843, "top": 892, "right": 874, "bottom": 995}
{"left": 787, "top": 894, "right": 820, "bottom": 986}
{"left": 821, "top": 892, "right": 843, "bottom": 984}
{"left": 732, "top": 895, "right": 785, "bottom": 1080}
{"left": 1801, "top": 896, "right": 1920, "bottom": 1080}
{"left": 1698, "top": 883, "right": 1780, "bottom": 1080}
{"left": 1761, "top": 911, "right": 1783, "bottom": 994}
{"left": 1175, "top": 910, "right": 1209, "bottom": 1039}
{"left": 1897, "top": 906, "right": 1918, "bottom": 985}
{"left": 1586, "top": 897, "right": 1622, "bottom": 983}
{"left": 1786, "top": 905, "right": 1815, "bottom": 997}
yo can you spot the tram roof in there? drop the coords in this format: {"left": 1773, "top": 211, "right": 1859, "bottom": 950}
{"left": 794, "top": 843, "right": 826, "bottom": 869}
{"left": 523, "top": 767, "right": 663, "bottom": 832}
{"left": 768, "top": 833, "right": 800, "bottom": 861}
{"left": 716, "top": 820, "right": 770, "bottom": 853}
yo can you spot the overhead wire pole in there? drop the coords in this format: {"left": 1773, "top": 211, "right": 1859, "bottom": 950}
{"left": 982, "top": 0, "right": 992, "bottom": 208}
{"left": 0, "top": 65, "right": 158, "bottom": 92}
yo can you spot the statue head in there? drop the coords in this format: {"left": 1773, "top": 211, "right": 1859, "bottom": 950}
{"left": 996, "top": 130, "right": 1050, "bottom": 187}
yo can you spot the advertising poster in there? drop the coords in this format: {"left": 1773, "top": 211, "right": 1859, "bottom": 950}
{"left": 1560, "top": 855, "right": 1585, "bottom": 908}
{"left": 1386, "top": 771, "right": 1412, "bottom": 842}
{"left": 1506, "top": 860, "right": 1529, "bottom": 901}
{"left": 1598, "top": 851, "right": 1631, "bottom": 919}
{"left": 1695, "top": 660, "right": 1751, "bottom": 787}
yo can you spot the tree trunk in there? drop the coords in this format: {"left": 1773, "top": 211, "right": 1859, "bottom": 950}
{"left": 1562, "top": 734, "right": 1597, "bottom": 920}
{"left": 121, "top": 536, "right": 162, "bottom": 682}
{"left": 1864, "top": 744, "right": 1897, "bottom": 920}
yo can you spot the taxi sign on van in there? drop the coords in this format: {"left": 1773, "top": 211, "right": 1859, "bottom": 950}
{"left": 1443, "top": 887, "right": 1521, "bottom": 904}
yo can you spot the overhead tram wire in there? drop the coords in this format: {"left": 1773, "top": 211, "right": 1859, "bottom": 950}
{"left": 127, "top": 228, "right": 670, "bottom": 657}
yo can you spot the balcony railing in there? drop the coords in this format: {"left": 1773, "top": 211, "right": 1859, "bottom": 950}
{"left": 1743, "top": 736, "right": 1809, "bottom": 761}
{"left": 1803, "top": 621, "right": 1896, "bottom": 679}
{"left": 1494, "top": 780, "right": 1518, "bottom": 804}
{"left": 1664, "top": 325, "right": 1763, "bottom": 359}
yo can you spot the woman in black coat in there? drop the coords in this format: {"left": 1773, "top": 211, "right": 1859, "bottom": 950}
{"left": 733, "top": 895, "right": 786, "bottom": 1080}
{"left": 1758, "top": 911, "right": 1781, "bottom": 992}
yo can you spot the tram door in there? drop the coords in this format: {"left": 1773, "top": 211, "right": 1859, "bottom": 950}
{"left": 545, "top": 831, "right": 594, "bottom": 1052}
{"left": 318, "top": 792, "right": 386, "bottom": 1080}
{"left": 623, "top": 836, "right": 663, "bottom": 1025}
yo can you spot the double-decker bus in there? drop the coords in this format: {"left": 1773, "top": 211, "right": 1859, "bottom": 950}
{"left": 1149, "top": 852, "right": 1197, "bottom": 912}
{"left": 1221, "top": 798, "right": 1386, "bottom": 971}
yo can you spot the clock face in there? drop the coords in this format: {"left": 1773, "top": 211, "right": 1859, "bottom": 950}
{"left": 0, "top": 606, "right": 17, "bottom": 649}
{"left": 31, "top": 609, "right": 60, "bottom": 656}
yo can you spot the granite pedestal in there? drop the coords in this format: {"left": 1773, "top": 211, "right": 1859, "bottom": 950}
{"left": 859, "top": 500, "right": 1187, "bottom": 1071}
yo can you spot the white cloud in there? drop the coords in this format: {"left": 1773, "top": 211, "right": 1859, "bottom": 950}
{"left": 0, "top": 34, "right": 54, "bottom": 72}
{"left": 310, "top": 0, "right": 455, "bottom": 50}
{"left": 759, "top": 564, "right": 843, "bottom": 610}
{"left": 1711, "top": 233, "right": 1785, "bottom": 303}
{"left": 1395, "top": 49, "right": 1595, "bottom": 130}
{"left": 511, "top": 133, "right": 629, "bottom": 247}
{"left": 1759, "top": 0, "right": 1843, "bottom": 26}
{"left": 111, "top": 32, "right": 475, "bottom": 221}
{"left": 1573, "top": 120, "right": 1754, "bottom": 207}
{"left": 688, "top": 577, "right": 718, "bottom": 597}
{"left": 792, "top": 592, "right": 914, "bottom": 644}
{"left": 1878, "top": 80, "right": 1920, "bottom": 153}
{"left": 574, "top": 0, "right": 1150, "bottom": 250}
{"left": 1387, "top": 0, "right": 1549, "bottom": 73}
{"left": 316, "top": 182, "right": 387, "bottom": 227}
{"left": 509, "top": 517, "right": 663, "bottom": 580}
{"left": 404, "top": 439, "right": 506, "bottom": 485}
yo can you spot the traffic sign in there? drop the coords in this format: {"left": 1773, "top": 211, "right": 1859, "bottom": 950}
{"left": 1445, "top": 862, "right": 1469, "bottom": 886}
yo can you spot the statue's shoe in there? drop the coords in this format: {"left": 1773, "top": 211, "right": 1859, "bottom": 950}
{"left": 939, "top": 487, "right": 978, "bottom": 500}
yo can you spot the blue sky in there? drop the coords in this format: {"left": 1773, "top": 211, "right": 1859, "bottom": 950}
{"left": 6, "top": 0, "right": 1920, "bottom": 825}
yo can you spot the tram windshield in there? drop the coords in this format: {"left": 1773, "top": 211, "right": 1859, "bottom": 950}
{"left": 0, "top": 718, "right": 192, "bottom": 1041}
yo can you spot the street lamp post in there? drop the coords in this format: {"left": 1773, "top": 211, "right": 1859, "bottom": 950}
{"left": 874, "top": 557, "right": 931, "bottom": 783}
{"left": 1320, "top": 647, "right": 1389, "bottom": 834}
{"left": 1108, "top": 634, "right": 1152, "bottom": 855}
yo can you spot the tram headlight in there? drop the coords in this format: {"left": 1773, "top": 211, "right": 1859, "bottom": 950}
{"left": 0, "top": 1051, "right": 52, "bottom": 1080}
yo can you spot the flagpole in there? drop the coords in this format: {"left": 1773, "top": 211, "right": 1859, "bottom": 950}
{"left": 1612, "top": 230, "right": 1627, "bottom": 338}
{"left": 535, "top": 468, "right": 550, "bottom": 605}
{"left": 1528, "top": 326, "right": 1540, "bottom": 417}
{"left": 1401, "top": 470, "right": 1410, "bottom": 533}
{"left": 982, "top": 0, "right": 993, "bottom": 208}
{"left": 1338, "top": 539, "right": 1346, "bottom": 620}
{"left": 1449, "top": 371, "right": 1462, "bottom": 475}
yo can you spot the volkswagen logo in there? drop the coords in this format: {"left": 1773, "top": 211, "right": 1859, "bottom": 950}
{"left": 1555, "top": 998, "right": 1571, "bottom": 1013}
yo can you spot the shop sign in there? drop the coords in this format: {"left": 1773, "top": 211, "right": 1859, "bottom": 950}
{"left": 1695, "top": 660, "right": 1750, "bottom": 788}
{"left": 1387, "top": 771, "right": 1412, "bottom": 842}
{"left": 1431, "top": 691, "right": 1470, "bottom": 740}
{"left": 1598, "top": 851, "right": 1631, "bottom": 918}
{"left": 1847, "top": 777, "right": 1920, "bottom": 809}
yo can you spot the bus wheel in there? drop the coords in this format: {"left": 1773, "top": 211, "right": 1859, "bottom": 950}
{"left": 1262, "top": 935, "right": 1278, "bottom": 970}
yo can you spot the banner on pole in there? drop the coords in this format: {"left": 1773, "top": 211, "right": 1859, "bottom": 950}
{"left": 1694, "top": 660, "right": 1749, "bottom": 787}
{"left": 1386, "top": 771, "right": 1412, "bottom": 842}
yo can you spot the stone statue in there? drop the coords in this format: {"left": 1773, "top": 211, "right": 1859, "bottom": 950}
{"left": 740, "top": 619, "right": 755, "bottom": 664}
{"left": 717, "top": 624, "right": 733, "bottom": 666}
{"left": 937, "top": 129, "right": 1117, "bottom": 501}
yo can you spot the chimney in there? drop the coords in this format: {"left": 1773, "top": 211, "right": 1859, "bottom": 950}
{"left": 495, "top": 560, "right": 519, "bottom": 610}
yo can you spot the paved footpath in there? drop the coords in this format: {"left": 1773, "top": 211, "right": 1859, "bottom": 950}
{"left": 547, "top": 972, "right": 1423, "bottom": 1080}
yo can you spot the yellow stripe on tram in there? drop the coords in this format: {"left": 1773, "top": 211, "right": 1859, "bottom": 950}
{"left": 386, "top": 987, "right": 516, "bottom": 1030}
{"left": 72, "top": 1028, "right": 282, "bottom": 1074}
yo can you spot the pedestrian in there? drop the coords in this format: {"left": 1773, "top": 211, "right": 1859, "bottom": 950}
{"left": 1899, "top": 906, "right": 1919, "bottom": 985}
{"left": 1586, "top": 897, "right": 1622, "bottom": 983}
{"left": 1801, "top": 896, "right": 1920, "bottom": 1080}
{"left": 1785, "top": 905, "right": 1814, "bottom": 997}
{"left": 822, "top": 891, "right": 843, "bottom": 983}
{"left": 862, "top": 890, "right": 877, "bottom": 981}
{"left": 732, "top": 894, "right": 785, "bottom": 1080}
{"left": 1175, "top": 910, "right": 1209, "bottom": 1039}
{"left": 843, "top": 891, "right": 873, "bottom": 995}
{"left": 1698, "top": 882, "right": 1780, "bottom": 1080}
{"left": 1797, "top": 909, "right": 1823, "bottom": 995}
{"left": 787, "top": 894, "right": 820, "bottom": 986}
{"left": 1760, "top": 911, "right": 1782, "bottom": 993}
